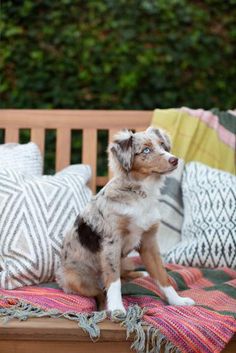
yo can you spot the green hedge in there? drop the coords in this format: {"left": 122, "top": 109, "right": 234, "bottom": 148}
{"left": 1, "top": 0, "right": 236, "bottom": 109}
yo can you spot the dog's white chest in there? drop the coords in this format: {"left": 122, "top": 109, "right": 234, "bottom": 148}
{"left": 120, "top": 198, "right": 160, "bottom": 256}
{"left": 114, "top": 195, "right": 160, "bottom": 230}
{"left": 131, "top": 196, "right": 161, "bottom": 230}
{"left": 110, "top": 178, "right": 162, "bottom": 232}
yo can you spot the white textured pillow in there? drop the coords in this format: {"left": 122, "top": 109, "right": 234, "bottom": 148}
{"left": 165, "top": 162, "right": 236, "bottom": 268}
{"left": 0, "top": 142, "right": 43, "bottom": 176}
{"left": 0, "top": 165, "right": 92, "bottom": 289}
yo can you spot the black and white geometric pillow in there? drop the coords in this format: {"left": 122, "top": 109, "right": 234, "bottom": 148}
{"left": 165, "top": 162, "right": 236, "bottom": 268}
{"left": 0, "top": 165, "right": 92, "bottom": 289}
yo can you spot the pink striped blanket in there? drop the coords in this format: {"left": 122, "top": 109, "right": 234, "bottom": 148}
{"left": 1, "top": 263, "right": 236, "bottom": 353}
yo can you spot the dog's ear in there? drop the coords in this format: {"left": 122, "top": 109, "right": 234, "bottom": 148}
{"left": 146, "top": 126, "right": 171, "bottom": 152}
{"left": 110, "top": 129, "right": 134, "bottom": 172}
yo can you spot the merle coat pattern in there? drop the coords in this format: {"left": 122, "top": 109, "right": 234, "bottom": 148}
{"left": 56, "top": 127, "right": 195, "bottom": 313}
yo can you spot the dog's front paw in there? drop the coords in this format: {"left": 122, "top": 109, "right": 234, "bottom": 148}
{"left": 169, "top": 296, "right": 195, "bottom": 306}
{"left": 108, "top": 303, "right": 126, "bottom": 315}
{"left": 160, "top": 285, "right": 195, "bottom": 306}
{"left": 107, "top": 279, "right": 126, "bottom": 314}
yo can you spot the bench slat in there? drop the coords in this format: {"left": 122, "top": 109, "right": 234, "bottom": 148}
{"left": 135, "top": 126, "right": 148, "bottom": 132}
{"left": 56, "top": 129, "right": 71, "bottom": 172}
{"left": 82, "top": 129, "right": 97, "bottom": 193}
{"left": 5, "top": 128, "right": 19, "bottom": 143}
{"left": 0, "top": 110, "right": 152, "bottom": 190}
{"left": 0, "top": 110, "right": 152, "bottom": 129}
{"left": 31, "top": 128, "right": 45, "bottom": 157}
{"left": 96, "top": 176, "right": 109, "bottom": 187}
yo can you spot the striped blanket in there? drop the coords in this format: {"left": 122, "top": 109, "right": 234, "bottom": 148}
{"left": 152, "top": 108, "right": 236, "bottom": 175}
{"left": 1, "top": 263, "right": 236, "bottom": 353}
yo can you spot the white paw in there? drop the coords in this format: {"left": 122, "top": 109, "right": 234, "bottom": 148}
{"left": 107, "top": 279, "right": 126, "bottom": 314}
{"left": 108, "top": 302, "right": 126, "bottom": 314}
{"left": 160, "top": 285, "right": 195, "bottom": 306}
{"left": 169, "top": 296, "right": 195, "bottom": 306}
{"left": 140, "top": 271, "right": 149, "bottom": 277}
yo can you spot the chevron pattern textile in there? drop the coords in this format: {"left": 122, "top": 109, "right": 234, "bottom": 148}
{"left": 0, "top": 165, "right": 92, "bottom": 289}
{"left": 0, "top": 142, "right": 43, "bottom": 176}
{"left": 165, "top": 162, "right": 236, "bottom": 268}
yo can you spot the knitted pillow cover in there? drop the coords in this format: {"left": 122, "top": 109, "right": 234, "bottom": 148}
{"left": 165, "top": 162, "right": 236, "bottom": 268}
{"left": 0, "top": 142, "right": 43, "bottom": 176}
{"left": 0, "top": 165, "right": 92, "bottom": 289}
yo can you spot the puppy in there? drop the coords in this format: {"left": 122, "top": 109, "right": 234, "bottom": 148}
{"left": 56, "top": 127, "right": 195, "bottom": 313}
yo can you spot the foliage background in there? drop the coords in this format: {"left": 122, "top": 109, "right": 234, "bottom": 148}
{"left": 1, "top": 0, "right": 236, "bottom": 174}
{"left": 1, "top": 0, "right": 236, "bottom": 110}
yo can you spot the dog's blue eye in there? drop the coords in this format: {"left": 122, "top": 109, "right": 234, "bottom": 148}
{"left": 142, "top": 147, "right": 151, "bottom": 154}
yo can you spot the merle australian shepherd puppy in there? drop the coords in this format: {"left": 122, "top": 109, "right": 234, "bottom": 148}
{"left": 56, "top": 127, "right": 195, "bottom": 313}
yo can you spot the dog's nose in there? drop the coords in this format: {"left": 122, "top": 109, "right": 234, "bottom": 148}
{"left": 169, "top": 157, "right": 178, "bottom": 166}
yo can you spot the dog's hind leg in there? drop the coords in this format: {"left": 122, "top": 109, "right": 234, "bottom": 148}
{"left": 139, "top": 228, "right": 195, "bottom": 306}
{"left": 56, "top": 265, "right": 105, "bottom": 309}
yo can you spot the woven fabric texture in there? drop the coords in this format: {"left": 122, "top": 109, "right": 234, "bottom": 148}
{"left": 1, "top": 263, "right": 236, "bottom": 353}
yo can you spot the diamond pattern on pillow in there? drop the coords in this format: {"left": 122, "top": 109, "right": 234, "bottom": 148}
{"left": 0, "top": 165, "right": 92, "bottom": 289}
{"left": 165, "top": 162, "right": 236, "bottom": 268}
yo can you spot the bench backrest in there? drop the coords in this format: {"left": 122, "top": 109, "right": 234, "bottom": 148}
{"left": 0, "top": 110, "right": 152, "bottom": 192}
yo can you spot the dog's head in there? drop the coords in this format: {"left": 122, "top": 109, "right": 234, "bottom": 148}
{"left": 109, "top": 127, "right": 178, "bottom": 178}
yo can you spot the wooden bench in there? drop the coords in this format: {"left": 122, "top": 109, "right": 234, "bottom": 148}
{"left": 0, "top": 109, "right": 235, "bottom": 353}
{"left": 0, "top": 109, "right": 152, "bottom": 193}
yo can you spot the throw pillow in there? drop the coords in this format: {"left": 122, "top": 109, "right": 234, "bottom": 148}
{"left": 0, "top": 165, "right": 92, "bottom": 289}
{"left": 158, "top": 159, "right": 184, "bottom": 257}
{"left": 0, "top": 142, "right": 43, "bottom": 176}
{"left": 165, "top": 162, "right": 236, "bottom": 268}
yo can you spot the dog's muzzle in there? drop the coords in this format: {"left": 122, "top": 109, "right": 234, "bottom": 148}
{"left": 168, "top": 157, "right": 178, "bottom": 167}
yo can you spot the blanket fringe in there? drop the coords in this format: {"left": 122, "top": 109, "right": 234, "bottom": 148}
{"left": 0, "top": 301, "right": 59, "bottom": 323}
{"left": 0, "top": 298, "right": 178, "bottom": 353}
{"left": 0, "top": 298, "right": 107, "bottom": 342}
{"left": 111, "top": 305, "right": 180, "bottom": 353}
{"left": 64, "top": 311, "right": 107, "bottom": 341}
